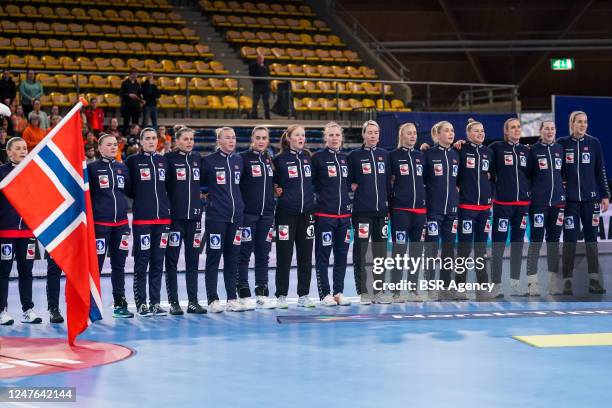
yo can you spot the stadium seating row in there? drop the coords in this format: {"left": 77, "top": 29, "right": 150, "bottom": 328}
{"left": 0, "top": 40, "right": 212, "bottom": 59}
{"left": 293, "top": 97, "right": 411, "bottom": 112}
{"left": 227, "top": 31, "right": 344, "bottom": 47}
{"left": 0, "top": 8, "right": 182, "bottom": 25}
{"left": 284, "top": 80, "right": 393, "bottom": 96}
{"left": 211, "top": 14, "right": 329, "bottom": 32}
{"left": 201, "top": 1, "right": 316, "bottom": 17}
{"left": 0, "top": 56, "right": 228, "bottom": 75}
{"left": 0, "top": 24, "right": 199, "bottom": 42}
{"left": 241, "top": 46, "right": 359, "bottom": 63}
{"left": 269, "top": 63, "right": 376, "bottom": 79}
{"left": 8, "top": 0, "right": 171, "bottom": 10}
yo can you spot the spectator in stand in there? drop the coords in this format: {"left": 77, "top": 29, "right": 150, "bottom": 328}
{"left": 85, "top": 98, "right": 105, "bottom": 134}
{"left": 249, "top": 52, "right": 271, "bottom": 120}
{"left": 116, "top": 135, "right": 127, "bottom": 162}
{"left": 0, "top": 128, "right": 8, "bottom": 163}
{"left": 22, "top": 114, "right": 46, "bottom": 151}
{"left": 0, "top": 70, "right": 16, "bottom": 105}
{"left": 156, "top": 125, "right": 171, "bottom": 152}
{"left": 120, "top": 70, "right": 142, "bottom": 133}
{"left": 0, "top": 107, "right": 13, "bottom": 137}
{"left": 50, "top": 105, "right": 60, "bottom": 118}
{"left": 106, "top": 117, "right": 122, "bottom": 138}
{"left": 11, "top": 105, "right": 27, "bottom": 137}
{"left": 27, "top": 100, "right": 49, "bottom": 131}
{"left": 126, "top": 124, "right": 140, "bottom": 149}
{"left": 141, "top": 72, "right": 160, "bottom": 129}
{"left": 19, "top": 70, "right": 43, "bottom": 117}
{"left": 47, "top": 115, "right": 61, "bottom": 133}
{"left": 84, "top": 130, "right": 98, "bottom": 147}
{"left": 125, "top": 144, "right": 140, "bottom": 158}
{"left": 85, "top": 143, "right": 97, "bottom": 164}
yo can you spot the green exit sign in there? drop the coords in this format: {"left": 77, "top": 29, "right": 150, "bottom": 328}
{"left": 551, "top": 58, "right": 575, "bottom": 71}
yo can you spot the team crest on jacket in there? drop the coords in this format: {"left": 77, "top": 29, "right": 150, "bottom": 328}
{"left": 466, "top": 157, "right": 476, "bottom": 169}
{"left": 565, "top": 216, "right": 574, "bottom": 229}
{"left": 498, "top": 219, "right": 508, "bottom": 232}
{"left": 96, "top": 238, "right": 105, "bottom": 255}
{"left": 193, "top": 168, "right": 200, "bottom": 180}
{"left": 341, "top": 165, "right": 348, "bottom": 177}
{"left": 555, "top": 158, "right": 562, "bottom": 169}
{"left": 140, "top": 168, "right": 151, "bottom": 180}
{"left": 344, "top": 229, "right": 351, "bottom": 243}
{"left": 176, "top": 168, "right": 187, "bottom": 180}
{"left": 210, "top": 234, "right": 221, "bottom": 249}
{"left": 251, "top": 164, "right": 262, "bottom": 177}
{"left": 98, "top": 174, "right": 110, "bottom": 188}
{"left": 117, "top": 175, "right": 125, "bottom": 188}
{"left": 169, "top": 232, "right": 181, "bottom": 246}
{"left": 358, "top": 223, "right": 369, "bottom": 238}
{"left": 193, "top": 233, "right": 202, "bottom": 248}
{"left": 216, "top": 171, "right": 226, "bottom": 184}
{"left": 158, "top": 168, "right": 166, "bottom": 181}
{"left": 416, "top": 164, "right": 423, "bottom": 176}
{"left": 593, "top": 214, "right": 600, "bottom": 227}
{"left": 304, "top": 165, "right": 312, "bottom": 177}
{"left": 399, "top": 164, "right": 409, "bottom": 175}
{"left": 266, "top": 227, "right": 275, "bottom": 243}
{"left": 361, "top": 162, "right": 372, "bottom": 174}
{"left": 395, "top": 230, "right": 406, "bottom": 244}
{"left": 140, "top": 234, "right": 151, "bottom": 250}
{"left": 322, "top": 231, "right": 332, "bottom": 246}
{"left": 278, "top": 225, "right": 289, "bottom": 240}
{"left": 462, "top": 220, "right": 472, "bottom": 234}
{"left": 482, "top": 160, "right": 489, "bottom": 171}
{"left": 120, "top": 234, "right": 130, "bottom": 250}
{"left": 520, "top": 216, "right": 527, "bottom": 229}
{"left": 582, "top": 152, "right": 591, "bottom": 163}
{"left": 565, "top": 152, "right": 574, "bottom": 163}
{"left": 538, "top": 158, "right": 548, "bottom": 170}
{"left": 234, "top": 171, "right": 241, "bottom": 184}
{"left": 381, "top": 224, "right": 388, "bottom": 238}
{"left": 485, "top": 219, "right": 492, "bottom": 233}
{"left": 427, "top": 221, "right": 438, "bottom": 236}
{"left": 26, "top": 243, "right": 36, "bottom": 260}
{"left": 377, "top": 162, "right": 385, "bottom": 174}
{"left": 534, "top": 214, "right": 544, "bottom": 228}
{"left": 306, "top": 225, "right": 314, "bottom": 239}
{"left": 451, "top": 219, "right": 458, "bottom": 234}
{"left": 519, "top": 155, "right": 527, "bottom": 167}
{"left": 241, "top": 227, "right": 252, "bottom": 242}
{"left": 327, "top": 165, "right": 338, "bottom": 177}
{"left": 434, "top": 163, "right": 443, "bottom": 176}
{"left": 288, "top": 166, "right": 299, "bottom": 178}
{"left": 504, "top": 155, "right": 513, "bottom": 165}
{"left": 452, "top": 165, "right": 458, "bottom": 177}
{"left": 233, "top": 229, "right": 242, "bottom": 245}
{"left": 556, "top": 211, "right": 565, "bottom": 226}
{"left": 1, "top": 244, "right": 12, "bottom": 260}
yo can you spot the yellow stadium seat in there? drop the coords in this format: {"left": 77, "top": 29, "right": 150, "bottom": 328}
{"left": 330, "top": 50, "right": 347, "bottom": 62}
{"left": 337, "top": 99, "right": 352, "bottom": 112}
{"left": 391, "top": 99, "right": 411, "bottom": 112}
{"left": 293, "top": 98, "right": 307, "bottom": 112}
{"left": 103, "top": 10, "right": 121, "bottom": 22}
{"left": 147, "top": 43, "right": 164, "bottom": 56}
{"left": 222, "top": 95, "right": 238, "bottom": 110}
{"left": 360, "top": 66, "right": 377, "bottom": 79}
{"left": 212, "top": 15, "right": 230, "bottom": 27}
{"left": 144, "top": 59, "right": 163, "bottom": 73}
{"left": 239, "top": 95, "right": 253, "bottom": 111}
{"left": 95, "top": 94, "right": 107, "bottom": 108}
{"left": 128, "top": 42, "right": 147, "bottom": 56}
{"left": 299, "top": 5, "right": 315, "bottom": 16}
{"left": 256, "top": 16, "right": 274, "bottom": 28}
{"left": 302, "top": 81, "right": 317, "bottom": 93}
{"left": 68, "top": 23, "right": 85, "bottom": 36}
{"left": 72, "top": 74, "right": 89, "bottom": 88}
{"left": 0, "top": 56, "right": 6, "bottom": 69}
{"left": 313, "top": 20, "right": 329, "bottom": 31}
{"left": 256, "top": 3, "right": 272, "bottom": 14}
{"left": 189, "top": 95, "right": 209, "bottom": 110}
{"left": 159, "top": 77, "right": 177, "bottom": 91}
{"left": 314, "top": 34, "right": 330, "bottom": 46}
{"left": 318, "top": 98, "right": 336, "bottom": 112}
{"left": 1, "top": 21, "right": 18, "bottom": 34}
{"left": 127, "top": 58, "right": 146, "bottom": 72}
{"left": 376, "top": 99, "right": 391, "bottom": 111}
{"left": 286, "top": 19, "right": 300, "bottom": 30}
{"left": 242, "top": 31, "right": 258, "bottom": 44}
{"left": 207, "top": 95, "right": 225, "bottom": 110}
{"left": 135, "top": 11, "right": 154, "bottom": 23}
{"left": 181, "top": 28, "right": 199, "bottom": 41}
{"left": 333, "top": 82, "right": 350, "bottom": 95}
{"left": 166, "top": 12, "right": 184, "bottom": 23}
{"left": 175, "top": 77, "right": 187, "bottom": 90}
{"left": 165, "top": 27, "right": 182, "bottom": 40}
{"left": 149, "top": 27, "right": 167, "bottom": 40}
{"left": 114, "top": 41, "right": 130, "bottom": 55}
{"left": 47, "top": 38, "right": 65, "bottom": 53}
{"left": 271, "top": 32, "right": 289, "bottom": 45}
{"left": 304, "top": 97, "right": 323, "bottom": 111}
{"left": 8, "top": 55, "right": 26, "bottom": 69}
{"left": 347, "top": 82, "right": 366, "bottom": 95}
{"left": 271, "top": 4, "right": 287, "bottom": 15}
{"left": 300, "top": 34, "right": 314, "bottom": 46}
{"left": 300, "top": 19, "right": 314, "bottom": 31}
{"left": 35, "top": 22, "right": 53, "bottom": 35}
{"left": 6, "top": 5, "right": 25, "bottom": 18}
{"left": 316, "top": 65, "right": 333, "bottom": 78}
{"left": 195, "top": 61, "right": 213, "bottom": 74}
{"left": 348, "top": 98, "right": 363, "bottom": 110}
{"left": 175, "top": 60, "right": 195, "bottom": 74}
{"left": 196, "top": 44, "right": 212, "bottom": 58}
{"left": 284, "top": 4, "right": 298, "bottom": 15}
{"left": 94, "top": 57, "right": 111, "bottom": 71}
{"left": 51, "top": 22, "right": 70, "bottom": 35}
{"left": 87, "top": 9, "right": 105, "bottom": 22}
{"left": 82, "top": 40, "right": 99, "bottom": 54}
{"left": 39, "top": 95, "right": 53, "bottom": 108}
{"left": 43, "top": 56, "right": 61, "bottom": 70}
{"left": 110, "top": 58, "right": 128, "bottom": 71}
{"left": 270, "top": 63, "right": 289, "bottom": 76}
{"left": 50, "top": 92, "right": 70, "bottom": 107}
{"left": 241, "top": 46, "right": 257, "bottom": 59}
{"left": 159, "top": 95, "right": 177, "bottom": 109}
{"left": 271, "top": 47, "right": 289, "bottom": 60}
{"left": 64, "top": 39, "right": 82, "bottom": 53}
{"left": 90, "top": 75, "right": 109, "bottom": 88}
{"left": 210, "top": 61, "right": 228, "bottom": 74}
{"left": 191, "top": 77, "right": 211, "bottom": 91}
{"left": 303, "top": 65, "right": 320, "bottom": 77}
{"left": 179, "top": 44, "right": 198, "bottom": 57}
{"left": 362, "top": 98, "right": 375, "bottom": 109}
{"left": 302, "top": 49, "right": 318, "bottom": 61}
{"left": 286, "top": 48, "right": 304, "bottom": 61}
{"left": 0, "top": 38, "right": 11, "bottom": 52}
{"left": 243, "top": 16, "right": 258, "bottom": 28}
{"left": 78, "top": 56, "right": 96, "bottom": 70}
{"left": 332, "top": 66, "right": 349, "bottom": 78}
{"left": 38, "top": 74, "right": 56, "bottom": 88}
{"left": 271, "top": 17, "right": 289, "bottom": 30}
{"left": 108, "top": 75, "right": 123, "bottom": 88}
{"left": 224, "top": 78, "right": 239, "bottom": 91}
{"left": 71, "top": 8, "right": 88, "bottom": 21}
{"left": 56, "top": 7, "right": 73, "bottom": 20}
{"left": 119, "top": 10, "right": 136, "bottom": 22}
{"left": 118, "top": 25, "right": 136, "bottom": 38}
{"left": 316, "top": 81, "right": 334, "bottom": 94}
{"left": 346, "top": 66, "right": 364, "bottom": 79}
{"left": 12, "top": 38, "right": 30, "bottom": 52}
{"left": 257, "top": 31, "right": 273, "bottom": 43}
{"left": 101, "top": 25, "right": 119, "bottom": 38}
{"left": 133, "top": 26, "right": 152, "bottom": 39}
{"left": 361, "top": 82, "right": 379, "bottom": 96}
{"left": 174, "top": 95, "right": 187, "bottom": 110}
{"left": 316, "top": 49, "right": 333, "bottom": 62}
{"left": 287, "top": 64, "right": 304, "bottom": 76}
{"left": 25, "top": 56, "right": 44, "bottom": 70}
{"left": 17, "top": 21, "right": 36, "bottom": 35}
{"left": 104, "top": 93, "right": 121, "bottom": 108}
{"left": 209, "top": 78, "right": 228, "bottom": 91}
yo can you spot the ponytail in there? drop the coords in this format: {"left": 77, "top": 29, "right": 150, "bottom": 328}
{"left": 279, "top": 125, "right": 311, "bottom": 156}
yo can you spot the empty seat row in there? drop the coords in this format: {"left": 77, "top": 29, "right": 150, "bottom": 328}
{"left": 0, "top": 21, "right": 193, "bottom": 37}
{"left": 227, "top": 31, "right": 344, "bottom": 47}
{"left": 269, "top": 63, "right": 376, "bottom": 79}
{"left": 293, "top": 98, "right": 411, "bottom": 113}
{"left": 0, "top": 55, "right": 228, "bottom": 75}
{"left": 241, "top": 46, "right": 358, "bottom": 63}
{"left": 211, "top": 14, "right": 329, "bottom": 32}
{"left": 201, "top": 1, "right": 315, "bottom": 17}
{"left": 0, "top": 8, "right": 182, "bottom": 25}
{"left": 0, "top": 40, "right": 213, "bottom": 59}
{"left": 7, "top": 0, "right": 171, "bottom": 10}
{"left": 286, "top": 80, "right": 393, "bottom": 96}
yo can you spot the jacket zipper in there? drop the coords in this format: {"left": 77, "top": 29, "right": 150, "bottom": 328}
{"left": 227, "top": 154, "right": 235, "bottom": 223}
{"left": 186, "top": 154, "right": 192, "bottom": 218}
{"left": 150, "top": 155, "right": 160, "bottom": 219}
{"left": 109, "top": 161, "right": 117, "bottom": 222}
{"left": 370, "top": 149, "right": 379, "bottom": 211}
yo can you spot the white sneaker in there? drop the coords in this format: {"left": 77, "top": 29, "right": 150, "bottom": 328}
{"left": 321, "top": 294, "right": 337, "bottom": 307}
{"left": 528, "top": 275, "right": 540, "bottom": 296}
{"left": 276, "top": 296, "right": 289, "bottom": 309}
{"left": 21, "top": 308, "right": 42, "bottom": 324}
{"left": 334, "top": 293, "right": 351, "bottom": 306}
{"left": 297, "top": 295, "right": 315, "bottom": 308}
{"left": 256, "top": 296, "right": 276, "bottom": 309}
{"left": 510, "top": 279, "right": 528, "bottom": 296}
{"left": 226, "top": 299, "right": 245, "bottom": 312}
{"left": 208, "top": 300, "right": 224, "bottom": 313}
{"left": 406, "top": 291, "right": 422, "bottom": 302}
{"left": 0, "top": 308, "right": 14, "bottom": 325}
{"left": 373, "top": 292, "right": 393, "bottom": 304}
{"left": 490, "top": 284, "right": 504, "bottom": 299}
{"left": 392, "top": 293, "right": 404, "bottom": 303}
{"left": 454, "top": 290, "right": 469, "bottom": 301}
{"left": 548, "top": 272, "right": 563, "bottom": 295}
{"left": 360, "top": 293, "right": 372, "bottom": 305}
{"left": 238, "top": 297, "right": 255, "bottom": 311}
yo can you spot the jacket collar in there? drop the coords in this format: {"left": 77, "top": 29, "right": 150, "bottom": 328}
{"left": 289, "top": 148, "right": 302, "bottom": 155}
{"left": 327, "top": 147, "right": 339, "bottom": 154}
{"left": 101, "top": 156, "right": 115, "bottom": 163}
{"left": 571, "top": 134, "right": 586, "bottom": 141}
{"left": 362, "top": 144, "right": 377, "bottom": 151}
{"left": 143, "top": 151, "right": 157, "bottom": 157}
{"left": 400, "top": 146, "right": 414, "bottom": 152}
{"left": 436, "top": 144, "right": 452, "bottom": 151}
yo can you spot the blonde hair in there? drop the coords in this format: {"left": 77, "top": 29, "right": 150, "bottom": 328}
{"left": 503, "top": 117, "right": 520, "bottom": 141}
{"left": 215, "top": 126, "right": 235, "bottom": 139}
{"left": 397, "top": 122, "right": 417, "bottom": 148}
{"left": 569, "top": 111, "right": 587, "bottom": 136}
{"left": 430, "top": 121, "right": 451, "bottom": 144}
{"left": 539, "top": 120, "right": 556, "bottom": 142}
{"left": 361, "top": 120, "right": 380, "bottom": 136}
{"left": 6, "top": 136, "right": 26, "bottom": 151}
{"left": 466, "top": 118, "right": 482, "bottom": 134}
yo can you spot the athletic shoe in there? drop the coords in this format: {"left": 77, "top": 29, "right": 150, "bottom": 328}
{"left": 238, "top": 297, "right": 255, "bottom": 311}
{"left": 563, "top": 279, "right": 573, "bottom": 296}
{"left": 589, "top": 279, "right": 606, "bottom": 294}
{"left": 113, "top": 305, "right": 134, "bottom": 318}
{"left": 391, "top": 293, "right": 404, "bottom": 303}
{"left": 360, "top": 293, "right": 372, "bottom": 305}
{"left": 0, "top": 308, "right": 14, "bottom": 325}
{"left": 437, "top": 290, "right": 454, "bottom": 301}
{"left": 334, "top": 293, "right": 351, "bottom": 306}
{"left": 276, "top": 296, "right": 289, "bottom": 309}
{"left": 548, "top": 272, "right": 563, "bottom": 295}
{"left": 256, "top": 296, "right": 276, "bottom": 309}
{"left": 297, "top": 295, "right": 316, "bottom": 308}
{"left": 137, "top": 304, "right": 153, "bottom": 317}
{"left": 528, "top": 275, "right": 540, "bottom": 296}
{"left": 208, "top": 300, "right": 224, "bottom": 313}
{"left": 406, "top": 291, "right": 422, "bottom": 302}
{"left": 21, "top": 309, "right": 42, "bottom": 324}
{"left": 321, "top": 294, "right": 337, "bottom": 307}
{"left": 187, "top": 301, "right": 207, "bottom": 314}
{"left": 454, "top": 291, "right": 469, "bottom": 301}
{"left": 169, "top": 301, "right": 184, "bottom": 316}
{"left": 226, "top": 299, "right": 244, "bottom": 312}
{"left": 372, "top": 292, "right": 392, "bottom": 304}
{"left": 490, "top": 285, "right": 504, "bottom": 299}
{"left": 49, "top": 307, "right": 64, "bottom": 324}
{"left": 510, "top": 279, "right": 528, "bottom": 296}
{"left": 150, "top": 304, "right": 168, "bottom": 316}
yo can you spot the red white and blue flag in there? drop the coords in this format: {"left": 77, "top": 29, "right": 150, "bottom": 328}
{"left": 0, "top": 100, "right": 103, "bottom": 345}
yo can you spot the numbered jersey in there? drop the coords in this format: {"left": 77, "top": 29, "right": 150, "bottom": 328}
{"left": 165, "top": 150, "right": 203, "bottom": 220}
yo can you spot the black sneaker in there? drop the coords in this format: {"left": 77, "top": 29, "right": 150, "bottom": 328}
{"left": 563, "top": 279, "right": 573, "bottom": 296}
{"left": 187, "top": 301, "right": 207, "bottom": 314}
{"left": 169, "top": 301, "right": 184, "bottom": 316}
{"left": 149, "top": 303, "right": 168, "bottom": 316}
{"left": 49, "top": 307, "right": 64, "bottom": 324}
{"left": 589, "top": 279, "right": 607, "bottom": 294}
{"left": 137, "top": 304, "right": 153, "bottom": 317}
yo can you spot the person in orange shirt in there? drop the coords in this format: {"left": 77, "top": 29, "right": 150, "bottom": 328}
{"left": 11, "top": 105, "right": 27, "bottom": 137}
{"left": 156, "top": 125, "right": 171, "bottom": 152}
{"left": 22, "top": 113, "right": 46, "bottom": 151}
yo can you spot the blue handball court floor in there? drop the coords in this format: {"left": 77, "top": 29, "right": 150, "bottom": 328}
{"left": 3, "top": 255, "right": 612, "bottom": 408}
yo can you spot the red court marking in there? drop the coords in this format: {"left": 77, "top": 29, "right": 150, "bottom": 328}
{"left": 0, "top": 337, "right": 134, "bottom": 379}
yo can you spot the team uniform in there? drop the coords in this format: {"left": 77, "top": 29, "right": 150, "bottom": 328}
{"left": 526, "top": 141, "right": 565, "bottom": 295}
{"left": 456, "top": 142, "right": 493, "bottom": 293}
{"left": 201, "top": 149, "right": 244, "bottom": 311}
{"left": 237, "top": 148, "right": 276, "bottom": 308}
{"left": 126, "top": 151, "right": 171, "bottom": 316}
{"left": 389, "top": 146, "right": 426, "bottom": 300}
{"left": 0, "top": 162, "right": 41, "bottom": 325}
{"left": 311, "top": 147, "right": 352, "bottom": 306}
{"left": 347, "top": 145, "right": 390, "bottom": 304}
{"left": 489, "top": 140, "right": 531, "bottom": 297}
{"left": 423, "top": 144, "right": 460, "bottom": 299}
{"left": 273, "top": 148, "right": 316, "bottom": 307}
{"left": 164, "top": 149, "right": 205, "bottom": 314}
{"left": 558, "top": 134, "right": 609, "bottom": 294}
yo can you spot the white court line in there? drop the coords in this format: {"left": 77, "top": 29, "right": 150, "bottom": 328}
{"left": 125, "top": 297, "right": 362, "bottom": 308}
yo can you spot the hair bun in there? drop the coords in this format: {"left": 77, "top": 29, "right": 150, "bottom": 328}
{"left": 467, "top": 118, "right": 475, "bottom": 123}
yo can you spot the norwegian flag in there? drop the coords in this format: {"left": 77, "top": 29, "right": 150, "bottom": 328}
{"left": 0, "top": 100, "right": 102, "bottom": 345}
